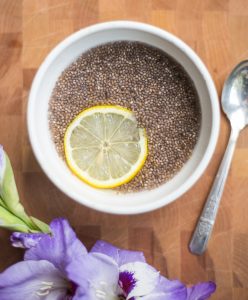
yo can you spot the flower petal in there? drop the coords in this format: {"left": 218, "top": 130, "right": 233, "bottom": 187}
{"left": 91, "top": 240, "right": 146, "bottom": 266}
{"left": 119, "top": 262, "right": 159, "bottom": 299}
{"left": 0, "top": 260, "right": 69, "bottom": 300}
{"left": 136, "top": 276, "right": 187, "bottom": 300}
{"left": 187, "top": 282, "right": 216, "bottom": 300}
{"left": 10, "top": 232, "right": 47, "bottom": 249}
{"left": 67, "top": 252, "right": 119, "bottom": 299}
{"left": 25, "top": 218, "right": 87, "bottom": 273}
{"left": 151, "top": 276, "right": 187, "bottom": 299}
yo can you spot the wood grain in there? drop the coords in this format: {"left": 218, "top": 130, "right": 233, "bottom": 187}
{"left": 0, "top": 1, "right": 248, "bottom": 299}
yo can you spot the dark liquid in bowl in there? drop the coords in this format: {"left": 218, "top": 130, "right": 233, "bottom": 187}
{"left": 49, "top": 41, "right": 201, "bottom": 192}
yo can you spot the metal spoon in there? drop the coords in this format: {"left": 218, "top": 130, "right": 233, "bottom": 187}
{"left": 189, "top": 60, "right": 248, "bottom": 255}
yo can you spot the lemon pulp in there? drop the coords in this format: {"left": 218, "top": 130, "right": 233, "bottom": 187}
{"left": 64, "top": 105, "right": 148, "bottom": 188}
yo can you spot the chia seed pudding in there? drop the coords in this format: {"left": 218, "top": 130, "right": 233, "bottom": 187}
{"left": 49, "top": 41, "right": 201, "bottom": 192}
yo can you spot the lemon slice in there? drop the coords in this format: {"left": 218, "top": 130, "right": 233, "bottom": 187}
{"left": 64, "top": 105, "right": 148, "bottom": 188}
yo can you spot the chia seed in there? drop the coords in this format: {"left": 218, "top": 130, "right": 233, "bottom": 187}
{"left": 49, "top": 41, "right": 201, "bottom": 192}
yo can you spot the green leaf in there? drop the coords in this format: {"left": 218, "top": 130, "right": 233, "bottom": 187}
{"left": 0, "top": 197, "right": 7, "bottom": 209}
{"left": 0, "top": 148, "right": 50, "bottom": 233}
{"left": 0, "top": 153, "right": 35, "bottom": 229}
{"left": 0, "top": 206, "right": 31, "bottom": 233}
{"left": 30, "top": 217, "right": 50, "bottom": 233}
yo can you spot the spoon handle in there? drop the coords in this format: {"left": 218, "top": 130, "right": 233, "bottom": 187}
{"left": 189, "top": 128, "right": 239, "bottom": 255}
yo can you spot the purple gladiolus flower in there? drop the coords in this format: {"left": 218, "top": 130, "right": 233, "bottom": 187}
{"left": 3, "top": 222, "right": 216, "bottom": 300}
{"left": 0, "top": 218, "right": 87, "bottom": 299}
{"left": 66, "top": 240, "right": 216, "bottom": 300}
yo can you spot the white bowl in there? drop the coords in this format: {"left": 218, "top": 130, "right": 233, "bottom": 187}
{"left": 28, "top": 21, "right": 220, "bottom": 215}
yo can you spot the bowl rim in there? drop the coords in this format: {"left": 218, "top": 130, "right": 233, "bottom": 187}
{"left": 28, "top": 21, "right": 220, "bottom": 214}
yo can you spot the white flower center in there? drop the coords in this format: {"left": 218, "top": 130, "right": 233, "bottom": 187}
{"left": 36, "top": 281, "right": 54, "bottom": 296}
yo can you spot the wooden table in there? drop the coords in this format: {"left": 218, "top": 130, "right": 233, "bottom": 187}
{"left": 1, "top": 1, "right": 248, "bottom": 299}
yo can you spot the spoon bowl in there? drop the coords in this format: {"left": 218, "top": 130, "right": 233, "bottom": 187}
{"left": 222, "top": 60, "right": 248, "bottom": 131}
